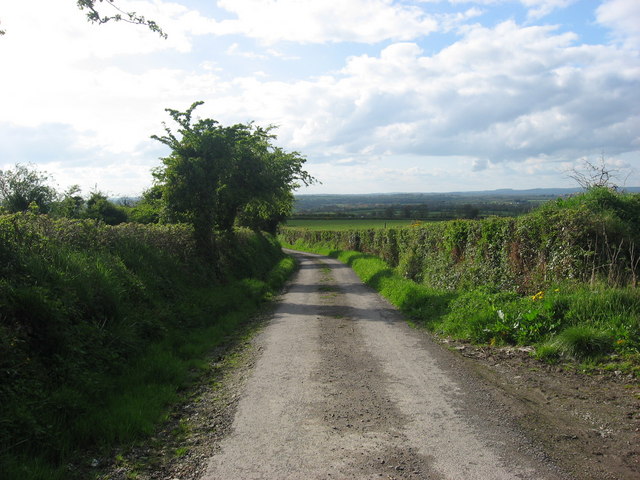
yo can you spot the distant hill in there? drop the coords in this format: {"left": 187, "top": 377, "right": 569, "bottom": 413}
{"left": 296, "top": 187, "right": 640, "bottom": 201}
{"left": 453, "top": 187, "right": 640, "bottom": 196}
{"left": 292, "top": 187, "right": 640, "bottom": 220}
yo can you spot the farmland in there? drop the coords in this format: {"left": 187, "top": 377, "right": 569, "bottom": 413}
{"left": 290, "top": 189, "right": 586, "bottom": 222}
{"left": 284, "top": 218, "right": 416, "bottom": 230}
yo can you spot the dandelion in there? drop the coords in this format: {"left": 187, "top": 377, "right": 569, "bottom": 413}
{"left": 531, "top": 291, "right": 545, "bottom": 301}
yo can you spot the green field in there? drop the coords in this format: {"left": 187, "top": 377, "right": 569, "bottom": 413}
{"left": 283, "top": 218, "right": 416, "bottom": 230}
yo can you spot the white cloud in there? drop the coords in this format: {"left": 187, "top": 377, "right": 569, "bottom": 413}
{"left": 519, "top": 0, "right": 577, "bottom": 20}
{"left": 438, "top": 7, "right": 485, "bottom": 32}
{"left": 226, "top": 43, "right": 268, "bottom": 59}
{"left": 472, "top": 158, "right": 489, "bottom": 171}
{"left": 212, "top": 0, "right": 439, "bottom": 44}
{"left": 320, "top": 21, "right": 638, "bottom": 161}
{"left": 596, "top": 0, "right": 640, "bottom": 49}
{"left": 136, "top": 20, "right": 638, "bottom": 183}
{"left": 1, "top": 1, "right": 639, "bottom": 194}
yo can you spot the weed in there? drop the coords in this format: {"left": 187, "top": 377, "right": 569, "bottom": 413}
{"left": 174, "top": 447, "right": 189, "bottom": 458}
{"left": 536, "top": 327, "right": 615, "bottom": 361}
{"left": 319, "top": 285, "right": 339, "bottom": 292}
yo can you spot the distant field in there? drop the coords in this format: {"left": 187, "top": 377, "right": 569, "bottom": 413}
{"left": 283, "top": 219, "right": 415, "bottom": 230}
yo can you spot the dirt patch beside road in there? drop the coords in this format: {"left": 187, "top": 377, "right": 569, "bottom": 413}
{"left": 440, "top": 339, "right": 640, "bottom": 480}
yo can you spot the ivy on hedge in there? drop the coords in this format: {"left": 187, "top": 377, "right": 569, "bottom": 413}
{"left": 282, "top": 189, "right": 640, "bottom": 293}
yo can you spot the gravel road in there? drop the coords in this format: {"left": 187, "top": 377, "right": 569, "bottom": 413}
{"left": 201, "top": 249, "right": 568, "bottom": 480}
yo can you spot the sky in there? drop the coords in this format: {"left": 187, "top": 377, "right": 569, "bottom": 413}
{"left": 0, "top": 0, "right": 638, "bottom": 196}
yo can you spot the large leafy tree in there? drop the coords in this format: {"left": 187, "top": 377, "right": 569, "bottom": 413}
{"left": 237, "top": 145, "right": 316, "bottom": 234}
{"left": 238, "top": 191, "right": 295, "bottom": 235}
{"left": 151, "top": 102, "right": 314, "bottom": 254}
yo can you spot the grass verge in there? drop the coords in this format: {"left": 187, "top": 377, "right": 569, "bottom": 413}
{"left": 282, "top": 239, "right": 639, "bottom": 375}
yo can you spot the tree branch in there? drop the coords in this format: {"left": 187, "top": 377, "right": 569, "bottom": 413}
{"left": 77, "top": 0, "right": 167, "bottom": 38}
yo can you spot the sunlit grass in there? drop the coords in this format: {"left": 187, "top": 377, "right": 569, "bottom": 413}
{"left": 536, "top": 327, "right": 615, "bottom": 361}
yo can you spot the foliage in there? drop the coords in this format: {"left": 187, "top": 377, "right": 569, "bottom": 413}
{"left": 77, "top": 0, "right": 167, "bottom": 38}
{"left": 85, "top": 191, "right": 128, "bottom": 225}
{"left": 0, "top": 212, "right": 290, "bottom": 479}
{"left": 238, "top": 191, "right": 295, "bottom": 234}
{"left": 0, "top": 165, "right": 135, "bottom": 225}
{"left": 0, "top": 164, "right": 58, "bottom": 214}
{"left": 151, "top": 101, "right": 314, "bottom": 253}
{"left": 282, "top": 189, "right": 640, "bottom": 292}
{"left": 125, "top": 186, "right": 163, "bottom": 224}
{"left": 52, "top": 185, "right": 85, "bottom": 218}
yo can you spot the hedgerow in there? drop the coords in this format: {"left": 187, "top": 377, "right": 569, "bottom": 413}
{"left": 0, "top": 212, "right": 289, "bottom": 479}
{"left": 281, "top": 188, "right": 640, "bottom": 293}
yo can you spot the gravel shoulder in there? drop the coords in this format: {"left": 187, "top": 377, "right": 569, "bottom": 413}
{"left": 99, "top": 249, "right": 639, "bottom": 480}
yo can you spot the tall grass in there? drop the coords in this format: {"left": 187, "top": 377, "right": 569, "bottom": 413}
{"left": 536, "top": 327, "right": 615, "bottom": 361}
{"left": 0, "top": 212, "right": 295, "bottom": 480}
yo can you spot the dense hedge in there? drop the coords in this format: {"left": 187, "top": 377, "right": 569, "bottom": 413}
{"left": 281, "top": 189, "right": 640, "bottom": 293}
{"left": 0, "top": 212, "right": 287, "bottom": 478}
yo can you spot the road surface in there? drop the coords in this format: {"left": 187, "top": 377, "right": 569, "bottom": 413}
{"left": 202, "top": 249, "right": 565, "bottom": 479}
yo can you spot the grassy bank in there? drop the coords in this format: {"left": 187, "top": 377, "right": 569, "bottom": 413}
{"left": 281, "top": 189, "right": 640, "bottom": 373}
{"left": 0, "top": 212, "right": 295, "bottom": 480}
